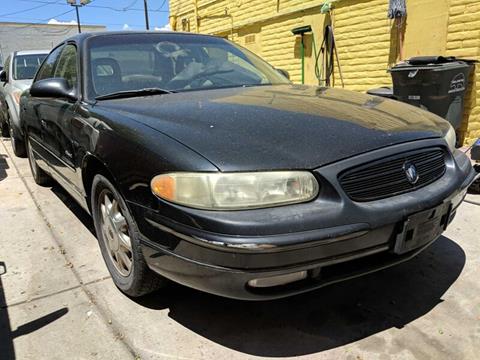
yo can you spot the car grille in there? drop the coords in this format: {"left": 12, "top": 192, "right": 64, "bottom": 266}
{"left": 339, "top": 148, "right": 447, "bottom": 202}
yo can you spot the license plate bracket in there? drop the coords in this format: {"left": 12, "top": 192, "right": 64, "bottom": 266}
{"left": 393, "top": 202, "right": 452, "bottom": 255}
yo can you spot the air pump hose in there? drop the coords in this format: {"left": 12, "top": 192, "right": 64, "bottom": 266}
{"left": 314, "top": 25, "right": 343, "bottom": 87}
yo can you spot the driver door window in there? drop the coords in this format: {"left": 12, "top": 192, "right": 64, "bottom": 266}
{"left": 54, "top": 45, "right": 78, "bottom": 89}
{"left": 35, "top": 45, "right": 64, "bottom": 82}
{"left": 54, "top": 44, "right": 78, "bottom": 90}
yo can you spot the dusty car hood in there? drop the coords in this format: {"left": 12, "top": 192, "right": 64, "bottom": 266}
{"left": 96, "top": 85, "right": 451, "bottom": 171}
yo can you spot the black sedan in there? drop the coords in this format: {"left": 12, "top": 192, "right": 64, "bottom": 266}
{"left": 20, "top": 32, "right": 477, "bottom": 300}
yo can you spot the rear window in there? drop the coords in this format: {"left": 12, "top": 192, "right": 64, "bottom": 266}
{"left": 14, "top": 54, "right": 47, "bottom": 80}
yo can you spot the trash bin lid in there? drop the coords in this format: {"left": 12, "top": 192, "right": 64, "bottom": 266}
{"left": 389, "top": 60, "right": 471, "bottom": 72}
{"left": 407, "top": 56, "right": 458, "bottom": 65}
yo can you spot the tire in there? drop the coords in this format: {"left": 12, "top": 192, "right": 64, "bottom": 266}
{"left": 91, "top": 174, "right": 166, "bottom": 297}
{"left": 1, "top": 121, "right": 9, "bottom": 137}
{"left": 26, "top": 136, "right": 51, "bottom": 186}
{"left": 10, "top": 125, "right": 26, "bottom": 157}
{"left": 470, "top": 180, "right": 480, "bottom": 194}
{"left": 470, "top": 165, "right": 480, "bottom": 194}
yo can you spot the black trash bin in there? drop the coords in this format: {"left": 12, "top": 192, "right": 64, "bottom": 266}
{"left": 389, "top": 56, "right": 475, "bottom": 129}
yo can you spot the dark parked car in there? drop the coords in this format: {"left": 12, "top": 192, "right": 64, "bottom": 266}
{"left": 20, "top": 32, "right": 477, "bottom": 300}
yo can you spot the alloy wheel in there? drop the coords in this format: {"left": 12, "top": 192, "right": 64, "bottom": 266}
{"left": 99, "top": 191, "right": 133, "bottom": 277}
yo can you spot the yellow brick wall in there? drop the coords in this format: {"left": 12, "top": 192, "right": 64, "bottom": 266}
{"left": 446, "top": 0, "right": 480, "bottom": 144}
{"left": 169, "top": 0, "right": 480, "bottom": 145}
{"left": 333, "top": 0, "right": 392, "bottom": 92}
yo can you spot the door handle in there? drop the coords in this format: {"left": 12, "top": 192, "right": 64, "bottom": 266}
{"left": 41, "top": 119, "right": 47, "bottom": 127}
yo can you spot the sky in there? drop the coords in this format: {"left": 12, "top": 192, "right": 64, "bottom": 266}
{"left": 0, "top": 0, "right": 170, "bottom": 31}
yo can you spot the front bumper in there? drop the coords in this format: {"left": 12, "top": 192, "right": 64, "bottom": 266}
{"left": 130, "top": 140, "right": 476, "bottom": 300}
{"left": 140, "top": 237, "right": 438, "bottom": 300}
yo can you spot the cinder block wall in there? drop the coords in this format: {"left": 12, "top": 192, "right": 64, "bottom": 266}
{"left": 0, "top": 23, "right": 106, "bottom": 65}
{"left": 169, "top": 0, "right": 480, "bottom": 145}
{"left": 446, "top": 0, "right": 480, "bottom": 144}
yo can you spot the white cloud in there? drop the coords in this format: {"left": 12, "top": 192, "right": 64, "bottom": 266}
{"left": 154, "top": 23, "right": 172, "bottom": 32}
{"left": 48, "top": 18, "right": 77, "bottom": 25}
{"left": 123, "top": 23, "right": 131, "bottom": 30}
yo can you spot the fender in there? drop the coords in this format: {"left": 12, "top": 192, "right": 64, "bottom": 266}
{"left": 5, "top": 95, "right": 22, "bottom": 134}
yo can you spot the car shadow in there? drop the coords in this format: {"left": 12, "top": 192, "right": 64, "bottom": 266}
{"left": 0, "top": 261, "right": 69, "bottom": 360}
{"left": 0, "top": 261, "right": 14, "bottom": 359}
{"left": 134, "top": 236, "right": 465, "bottom": 357}
{"left": 49, "top": 183, "right": 96, "bottom": 236}
{"left": 0, "top": 153, "right": 9, "bottom": 182}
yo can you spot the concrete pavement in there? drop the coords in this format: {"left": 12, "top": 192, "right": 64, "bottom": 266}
{"left": 0, "top": 137, "right": 479, "bottom": 360}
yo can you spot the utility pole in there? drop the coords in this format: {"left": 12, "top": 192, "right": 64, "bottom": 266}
{"left": 143, "top": 0, "right": 150, "bottom": 30}
{"left": 66, "top": 0, "right": 91, "bottom": 33}
{"left": 74, "top": 5, "right": 81, "bottom": 33}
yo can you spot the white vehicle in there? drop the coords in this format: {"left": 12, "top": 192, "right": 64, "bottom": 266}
{"left": 0, "top": 50, "right": 49, "bottom": 156}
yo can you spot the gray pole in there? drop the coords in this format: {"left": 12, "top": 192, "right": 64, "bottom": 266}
{"left": 143, "top": 0, "right": 150, "bottom": 30}
{"left": 75, "top": 5, "right": 82, "bottom": 33}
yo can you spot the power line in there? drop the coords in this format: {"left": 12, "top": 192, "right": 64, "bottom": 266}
{"left": 153, "top": 0, "right": 167, "bottom": 11}
{"left": 87, "top": 2, "right": 169, "bottom": 13}
{"left": 0, "top": 0, "right": 168, "bottom": 30}
{"left": 0, "top": 0, "right": 63, "bottom": 17}
{"left": 17, "top": 0, "right": 168, "bottom": 12}
{"left": 0, "top": 15, "right": 145, "bottom": 28}
{"left": 123, "top": 0, "right": 139, "bottom": 10}
{"left": 0, "top": 8, "right": 75, "bottom": 32}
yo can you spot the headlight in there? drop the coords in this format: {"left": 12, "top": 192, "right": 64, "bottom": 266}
{"left": 443, "top": 125, "right": 456, "bottom": 152}
{"left": 151, "top": 171, "right": 319, "bottom": 210}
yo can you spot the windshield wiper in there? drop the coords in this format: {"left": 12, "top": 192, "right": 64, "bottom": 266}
{"left": 95, "top": 88, "right": 175, "bottom": 100}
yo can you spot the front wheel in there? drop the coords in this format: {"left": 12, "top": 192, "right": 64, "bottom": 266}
{"left": 1, "top": 121, "right": 9, "bottom": 137}
{"left": 26, "top": 136, "right": 51, "bottom": 185}
{"left": 470, "top": 165, "right": 480, "bottom": 194}
{"left": 91, "top": 174, "right": 166, "bottom": 297}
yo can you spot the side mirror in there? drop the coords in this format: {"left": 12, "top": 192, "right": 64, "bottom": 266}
{"left": 30, "top": 78, "right": 77, "bottom": 101}
{"left": 276, "top": 68, "right": 290, "bottom": 80}
{"left": 0, "top": 70, "right": 7, "bottom": 83}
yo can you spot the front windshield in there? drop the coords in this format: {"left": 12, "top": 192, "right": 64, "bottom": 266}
{"left": 14, "top": 54, "right": 47, "bottom": 80}
{"left": 87, "top": 33, "right": 290, "bottom": 98}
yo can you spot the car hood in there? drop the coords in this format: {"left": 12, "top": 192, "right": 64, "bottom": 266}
{"left": 96, "top": 85, "right": 451, "bottom": 171}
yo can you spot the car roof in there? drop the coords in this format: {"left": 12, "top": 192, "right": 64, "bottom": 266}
{"left": 65, "top": 30, "right": 220, "bottom": 44}
{"left": 15, "top": 50, "right": 50, "bottom": 56}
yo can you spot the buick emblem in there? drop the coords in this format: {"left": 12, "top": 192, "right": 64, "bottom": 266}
{"left": 403, "top": 161, "right": 419, "bottom": 185}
